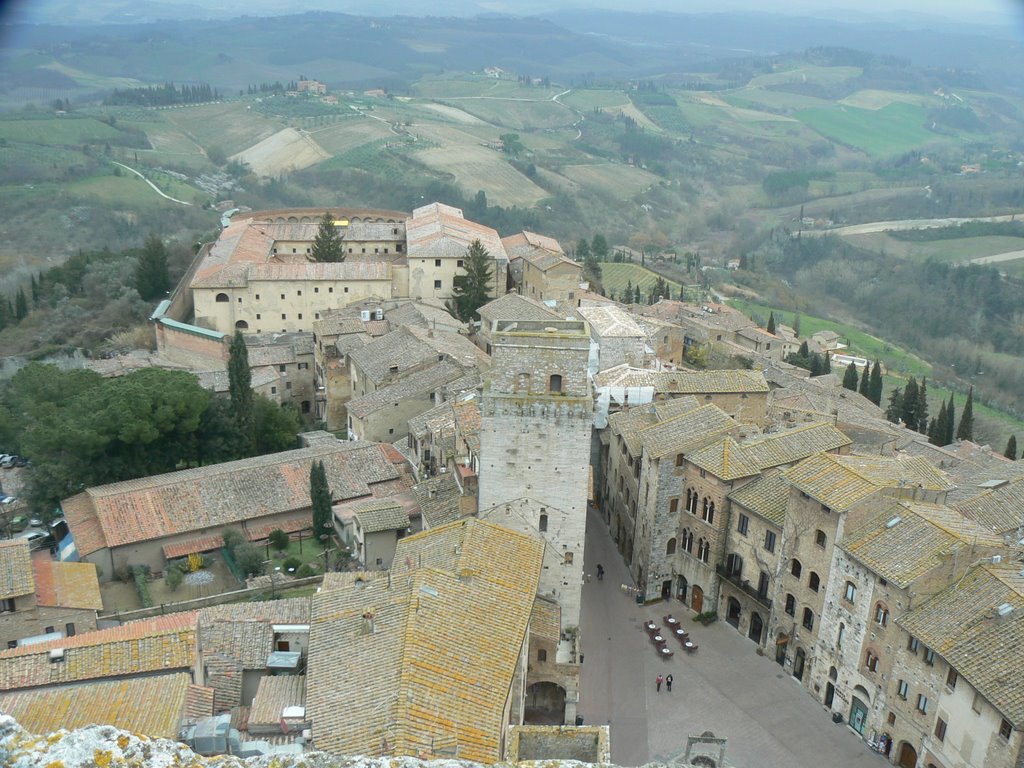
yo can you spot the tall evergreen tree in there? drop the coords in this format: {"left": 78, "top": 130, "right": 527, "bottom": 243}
{"left": 957, "top": 387, "right": 974, "bottom": 441}
{"left": 842, "top": 361, "right": 860, "bottom": 390}
{"left": 822, "top": 352, "right": 831, "bottom": 374}
{"left": 309, "top": 459, "right": 333, "bottom": 548}
{"left": 868, "top": 360, "right": 883, "bottom": 406}
{"left": 901, "top": 377, "right": 919, "bottom": 430}
{"left": 945, "top": 396, "right": 956, "bottom": 446}
{"left": 1005, "top": 435, "right": 1018, "bottom": 460}
{"left": 633, "top": 284, "right": 641, "bottom": 305}
{"left": 766, "top": 312, "right": 776, "bottom": 335}
{"left": 591, "top": 234, "right": 609, "bottom": 262}
{"left": 135, "top": 234, "right": 171, "bottom": 301}
{"left": 14, "top": 288, "right": 28, "bottom": 320}
{"left": 228, "top": 330, "right": 255, "bottom": 453}
{"left": 809, "top": 353, "right": 822, "bottom": 377}
{"left": 858, "top": 363, "right": 870, "bottom": 397}
{"left": 793, "top": 313, "right": 801, "bottom": 337}
{"left": 885, "top": 387, "right": 903, "bottom": 424}
{"left": 575, "top": 238, "right": 591, "bottom": 260}
{"left": 931, "top": 400, "right": 948, "bottom": 446}
{"left": 30, "top": 275, "right": 38, "bottom": 304}
{"left": 310, "top": 211, "right": 345, "bottom": 263}
{"left": 798, "top": 340, "right": 809, "bottom": 358}
{"left": 916, "top": 378, "right": 929, "bottom": 434}
{"left": 927, "top": 417, "right": 937, "bottom": 443}
{"left": 447, "top": 239, "right": 493, "bottom": 322}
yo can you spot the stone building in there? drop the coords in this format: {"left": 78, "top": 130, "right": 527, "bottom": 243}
{"left": 475, "top": 293, "right": 561, "bottom": 355}
{"left": 675, "top": 423, "right": 851, "bottom": 615}
{"left": 477, "top": 319, "right": 593, "bottom": 725}
{"left": 577, "top": 305, "right": 647, "bottom": 372}
{"left": 0, "top": 540, "right": 102, "bottom": 647}
{"left": 771, "top": 453, "right": 953, "bottom": 696}
{"left": 809, "top": 498, "right": 1005, "bottom": 762}
{"left": 501, "top": 230, "right": 582, "bottom": 304}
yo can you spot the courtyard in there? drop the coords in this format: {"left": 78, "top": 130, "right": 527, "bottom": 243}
{"left": 579, "top": 506, "right": 889, "bottom": 768}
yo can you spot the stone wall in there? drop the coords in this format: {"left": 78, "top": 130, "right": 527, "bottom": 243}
{"left": 507, "top": 725, "right": 610, "bottom": 763}
{"left": 0, "top": 605, "right": 97, "bottom": 648}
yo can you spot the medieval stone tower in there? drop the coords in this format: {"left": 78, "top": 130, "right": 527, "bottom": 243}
{"left": 479, "top": 319, "right": 593, "bottom": 538}
{"left": 478, "top": 319, "right": 593, "bottom": 725}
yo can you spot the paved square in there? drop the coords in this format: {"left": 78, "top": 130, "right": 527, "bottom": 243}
{"left": 579, "top": 507, "right": 889, "bottom": 767}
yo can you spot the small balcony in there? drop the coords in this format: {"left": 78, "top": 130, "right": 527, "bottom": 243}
{"left": 716, "top": 563, "right": 772, "bottom": 610}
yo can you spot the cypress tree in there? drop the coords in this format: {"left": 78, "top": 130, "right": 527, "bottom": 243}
{"left": 310, "top": 459, "right": 333, "bottom": 548}
{"left": 869, "top": 360, "right": 883, "bottom": 406}
{"left": 14, "top": 288, "right": 28, "bottom": 320}
{"left": 793, "top": 313, "right": 801, "bottom": 337}
{"left": 447, "top": 239, "right": 494, "bottom": 322}
{"left": 822, "top": 352, "right": 831, "bottom": 374}
{"left": 858, "top": 363, "right": 870, "bottom": 397}
{"left": 634, "top": 285, "right": 641, "bottom": 304}
{"left": 310, "top": 211, "right": 345, "bottom": 263}
{"left": 956, "top": 387, "right": 974, "bottom": 442}
{"left": 135, "top": 234, "right": 171, "bottom": 301}
{"left": 842, "top": 362, "right": 860, "bottom": 391}
{"left": 30, "top": 275, "right": 38, "bottom": 304}
{"left": 931, "top": 400, "right": 948, "bottom": 446}
{"left": 927, "top": 417, "right": 937, "bottom": 443}
{"left": 1005, "top": 435, "right": 1018, "bottom": 460}
{"left": 885, "top": 387, "right": 903, "bottom": 424}
{"left": 809, "top": 353, "right": 822, "bottom": 377}
{"left": 916, "top": 378, "right": 929, "bottom": 434}
{"left": 228, "top": 330, "right": 255, "bottom": 453}
{"left": 766, "top": 312, "right": 776, "bottom": 335}
{"left": 945, "top": 396, "right": 956, "bottom": 446}
{"left": 575, "top": 238, "right": 591, "bottom": 260}
{"left": 798, "top": 340, "right": 809, "bottom": 358}
{"left": 902, "top": 377, "right": 919, "bottom": 430}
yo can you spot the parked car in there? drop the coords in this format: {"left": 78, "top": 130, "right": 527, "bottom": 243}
{"left": 9, "top": 515, "right": 28, "bottom": 532}
{"left": 28, "top": 517, "right": 43, "bottom": 528}
{"left": 1, "top": 455, "right": 18, "bottom": 468}
{"left": 17, "top": 530, "right": 54, "bottom": 551}
{"left": 14, "top": 457, "right": 29, "bottom": 468}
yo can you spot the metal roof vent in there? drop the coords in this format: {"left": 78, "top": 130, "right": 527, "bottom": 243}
{"left": 997, "top": 603, "right": 1013, "bottom": 617}
{"left": 48, "top": 648, "right": 65, "bottom": 662}
{"left": 885, "top": 516, "right": 902, "bottom": 529}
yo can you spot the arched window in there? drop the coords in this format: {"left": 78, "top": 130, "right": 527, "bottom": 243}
{"left": 809, "top": 571, "right": 821, "bottom": 592}
{"left": 666, "top": 537, "right": 677, "bottom": 555}
{"left": 703, "top": 501, "right": 715, "bottom": 525}
{"left": 802, "top": 607, "right": 814, "bottom": 630}
{"left": 215, "top": 293, "right": 229, "bottom": 302}
{"left": 539, "top": 513, "right": 548, "bottom": 532}
{"left": 549, "top": 374, "right": 562, "bottom": 393}
{"left": 844, "top": 581, "right": 857, "bottom": 603}
{"left": 829, "top": 665, "right": 838, "bottom": 681}
{"left": 791, "top": 559, "right": 802, "bottom": 578}
{"left": 875, "top": 603, "right": 889, "bottom": 627}
{"left": 234, "top": 320, "right": 249, "bottom": 330}
{"left": 537, "top": 649, "right": 547, "bottom": 662}
{"left": 697, "top": 538, "right": 710, "bottom": 563}
{"left": 837, "top": 623, "right": 845, "bottom": 648}
{"left": 816, "top": 529, "right": 827, "bottom": 548}
{"left": 784, "top": 594, "right": 796, "bottom": 616}
{"left": 685, "top": 488, "right": 692, "bottom": 512}
{"left": 865, "top": 649, "right": 880, "bottom": 673}
{"left": 682, "top": 529, "right": 694, "bottom": 553}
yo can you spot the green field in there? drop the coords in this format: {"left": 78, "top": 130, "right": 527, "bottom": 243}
{"left": 602, "top": 263, "right": 683, "bottom": 300}
{"left": 0, "top": 117, "right": 123, "bottom": 145}
{"left": 749, "top": 65, "right": 863, "bottom": 88}
{"left": 845, "top": 232, "right": 1024, "bottom": 263}
{"left": 445, "top": 99, "right": 576, "bottom": 131}
{"left": 721, "top": 88, "right": 832, "bottom": 112}
{"left": 562, "top": 89, "right": 629, "bottom": 110}
{"left": 794, "top": 102, "right": 938, "bottom": 156}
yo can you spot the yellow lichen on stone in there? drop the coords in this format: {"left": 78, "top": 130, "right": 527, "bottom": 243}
{"left": 45, "top": 762, "right": 65, "bottom": 768}
{"left": 118, "top": 734, "right": 131, "bottom": 750}
{"left": 94, "top": 748, "right": 114, "bottom": 768}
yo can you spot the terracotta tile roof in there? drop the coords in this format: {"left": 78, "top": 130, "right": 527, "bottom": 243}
{"left": 728, "top": 468, "right": 789, "bottom": 527}
{"left": 347, "top": 361, "right": 465, "bottom": 419}
{"left": 244, "top": 514, "right": 313, "bottom": 542}
{"left": 0, "top": 612, "right": 196, "bottom": 690}
{"left": 385, "top": 301, "right": 464, "bottom": 333}
{"left": 408, "top": 401, "right": 455, "bottom": 442}
{"left": 898, "top": 564, "right": 1024, "bottom": 727}
{"left": 593, "top": 364, "right": 769, "bottom": 394}
{"left": 198, "top": 599, "right": 311, "bottom": 670}
{"left": 638, "top": 403, "right": 737, "bottom": 459}
{"left": 0, "top": 672, "right": 193, "bottom": 738}
{"left": 577, "top": 305, "right": 646, "bottom": 339}
{"left": 349, "top": 327, "right": 439, "bottom": 385}
{"left": 0, "top": 539, "right": 34, "bottom": 600}
{"left": 477, "top": 293, "right": 563, "bottom": 325}
{"left": 353, "top": 499, "right": 410, "bottom": 533}
{"left": 406, "top": 202, "right": 508, "bottom": 263}
{"left": 530, "top": 597, "right": 561, "bottom": 643}
{"left": 162, "top": 534, "right": 226, "bottom": 560}
{"left": 249, "top": 674, "right": 306, "bottom": 728}
{"left": 411, "top": 474, "right": 464, "bottom": 529}
{"left": 689, "top": 423, "right": 851, "bottom": 480}
{"left": 607, "top": 396, "right": 701, "bottom": 455}
{"left": 955, "top": 476, "right": 1024, "bottom": 534}
{"left": 452, "top": 398, "right": 481, "bottom": 455}
{"left": 186, "top": 684, "right": 216, "bottom": 720}
{"left": 308, "top": 519, "right": 542, "bottom": 761}
{"left": 501, "top": 230, "right": 564, "bottom": 258}
{"left": 522, "top": 249, "right": 581, "bottom": 273}
{"left": 64, "top": 442, "right": 399, "bottom": 554}
{"left": 32, "top": 560, "right": 102, "bottom": 610}
{"left": 843, "top": 500, "right": 1006, "bottom": 588}
{"left": 783, "top": 453, "right": 952, "bottom": 512}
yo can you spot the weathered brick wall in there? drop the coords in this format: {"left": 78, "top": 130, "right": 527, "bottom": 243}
{"left": 0, "top": 606, "right": 97, "bottom": 648}
{"left": 156, "top": 323, "right": 229, "bottom": 369}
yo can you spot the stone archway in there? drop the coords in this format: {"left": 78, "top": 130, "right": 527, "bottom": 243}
{"left": 897, "top": 742, "right": 918, "bottom": 768}
{"left": 691, "top": 585, "right": 704, "bottom": 613}
{"left": 726, "top": 597, "right": 741, "bottom": 628}
{"left": 525, "top": 681, "right": 566, "bottom": 725}
{"left": 748, "top": 612, "right": 764, "bottom": 644}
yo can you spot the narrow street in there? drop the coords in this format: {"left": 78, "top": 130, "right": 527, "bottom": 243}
{"left": 579, "top": 506, "right": 889, "bottom": 768}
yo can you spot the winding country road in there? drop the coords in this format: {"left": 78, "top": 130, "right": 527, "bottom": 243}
{"left": 109, "top": 161, "right": 192, "bottom": 206}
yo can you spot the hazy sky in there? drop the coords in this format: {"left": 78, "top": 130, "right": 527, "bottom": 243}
{"left": 4, "top": 0, "right": 1023, "bottom": 27}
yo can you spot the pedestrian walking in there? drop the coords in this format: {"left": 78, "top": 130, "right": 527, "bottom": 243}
{"left": 656, "top": 674, "right": 664, "bottom": 692}
{"left": 596, "top": 564, "right": 604, "bottom": 580}
{"left": 666, "top": 674, "right": 673, "bottom": 692}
